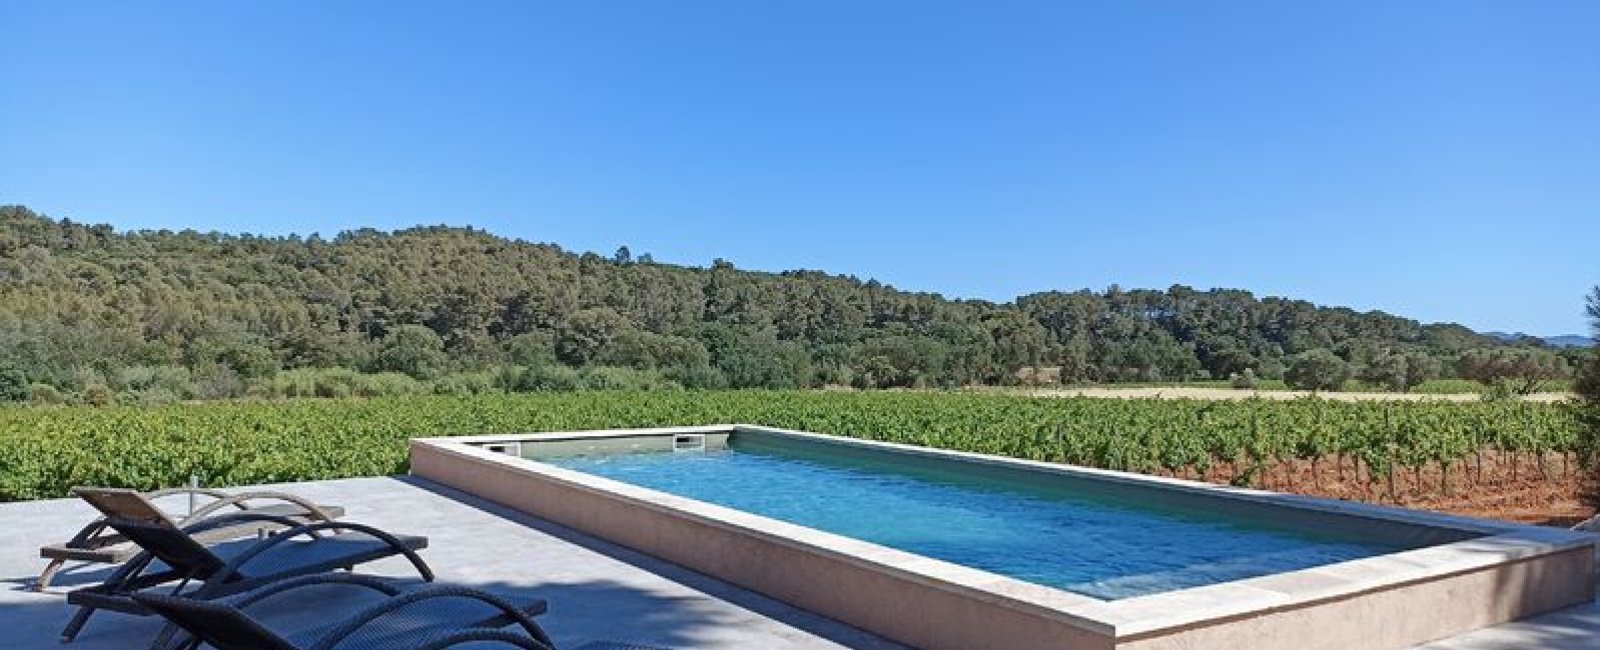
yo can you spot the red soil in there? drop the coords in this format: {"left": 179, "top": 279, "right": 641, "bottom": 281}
{"left": 1155, "top": 451, "right": 1598, "bottom": 528}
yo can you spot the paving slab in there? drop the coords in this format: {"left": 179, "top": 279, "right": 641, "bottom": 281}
{"left": 0, "top": 476, "right": 904, "bottom": 650}
{"left": 0, "top": 475, "right": 1592, "bottom": 649}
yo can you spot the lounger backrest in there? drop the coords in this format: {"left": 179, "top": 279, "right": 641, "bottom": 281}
{"left": 132, "top": 592, "right": 299, "bottom": 650}
{"left": 71, "top": 487, "right": 228, "bottom": 578}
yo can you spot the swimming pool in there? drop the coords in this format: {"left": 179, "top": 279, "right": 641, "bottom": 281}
{"left": 411, "top": 425, "right": 1596, "bottom": 650}
{"left": 546, "top": 431, "right": 1402, "bottom": 599}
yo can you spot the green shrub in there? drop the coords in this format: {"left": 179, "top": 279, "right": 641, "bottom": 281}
{"left": 28, "top": 383, "right": 64, "bottom": 405}
{"left": 315, "top": 372, "right": 357, "bottom": 399}
{"left": 578, "top": 366, "right": 679, "bottom": 391}
{"left": 353, "top": 372, "right": 428, "bottom": 397}
{"left": 514, "top": 364, "right": 583, "bottom": 392}
{"left": 81, "top": 383, "right": 116, "bottom": 406}
{"left": 131, "top": 388, "right": 183, "bottom": 406}
{"left": 253, "top": 368, "right": 363, "bottom": 399}
{"left": 1229, "top": 369, "right": 1257, "bottom": 390}
{"left": 111, "top": 365, "right": 194, "bottom": 402}
{"left": 255, "top": 368, "right": 319, "bottom": 398}
{"left": 666, "top": 364, "right": 727, "bottom": 390}
{"left": 432, "top": 372, "right": 502, "bottom": 396}
{"left": 190, "top": 364, "right": 246, "bottom": 400}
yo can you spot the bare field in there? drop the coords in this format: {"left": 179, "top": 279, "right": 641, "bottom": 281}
{"left": 1155, "top": 451, "right": 1599, "bottom": 527}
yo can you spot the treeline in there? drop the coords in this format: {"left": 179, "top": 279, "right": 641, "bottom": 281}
{"left": 0, "top": 205, "right": 1584, "bottom": 404}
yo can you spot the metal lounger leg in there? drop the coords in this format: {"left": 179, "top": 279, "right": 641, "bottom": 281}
{"left": 59, "top": 604, "right": 95, "bottom": 642}
{"left": 149, "top": 624, "right": 180, "bottom": 650}
{"left": 146, "top": 577, "right": 196, "bottom": 649}
{"left": 34, "top": 559, "right": 66, "bottom": 592}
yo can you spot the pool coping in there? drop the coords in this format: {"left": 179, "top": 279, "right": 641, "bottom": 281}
{"left": 412, "top": 424, "right": 1598, "bottom": 648}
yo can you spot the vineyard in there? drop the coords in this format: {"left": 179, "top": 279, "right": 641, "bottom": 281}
{"left": 0, "top": 391, "right": 1592, "bottom": 520}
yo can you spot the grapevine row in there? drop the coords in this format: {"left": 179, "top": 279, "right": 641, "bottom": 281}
{"left": 0, "top": 392, "right": 1584, "bottom": 502}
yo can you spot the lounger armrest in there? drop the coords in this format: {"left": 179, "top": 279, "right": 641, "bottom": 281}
{"left": 204, "top": 521, "right": 433, "bottom": 591}
{"left": 182, "top": 491, "right": 340, "bottom": 525}
{"left": 307, "top": 587, "right": 553, "bottom": 650}
{"left": 229, "top": 572, "right": 405, "bottom": 610}
{"left": 180, "top": 510, "right": 307, "bottom": 535}
{"left": 142, "top": 486, "right": 234, "bottom": 502}
{"left": 60, "top": 519, "right": 116, "bottom": 549}
{"left": 56, "top": 486, "right": 234, "bottom": 550}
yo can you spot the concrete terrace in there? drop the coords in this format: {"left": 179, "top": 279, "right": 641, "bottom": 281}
{"left": 0, "top": 475, "right": 1595, "bottom": 650}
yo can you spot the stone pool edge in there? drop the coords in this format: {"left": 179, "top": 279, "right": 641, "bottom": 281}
{"left": 411, "top": 425, "right": 1596, "bottom": 650}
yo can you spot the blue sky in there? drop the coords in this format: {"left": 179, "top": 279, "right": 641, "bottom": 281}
{"left": 3, "top": 2, "right": 1596, "bottom": 335}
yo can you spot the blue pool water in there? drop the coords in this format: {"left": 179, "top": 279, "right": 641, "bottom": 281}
{"left": 544, "top": 435, "right": 1403, "bottom": 599}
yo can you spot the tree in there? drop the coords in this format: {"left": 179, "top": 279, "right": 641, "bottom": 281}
{"left": 276, "top": 329, "right": 349, "bottom": 369}
{"left": 0, "top": 364, "right": 27, "bottom": 402}
{"left": 1360, "top": 349, "right": 1439, "bottom": 392}
{"left": 1199, "top": 342, "right": 1258, "bottom": 381}
{"left": 848, "top": 335, "right": 949, "bottom": 388}
{"left": 694, "top": 324, "right": 813, "bottom": 389}
{"left": 984, "top": 311, "right": 1047, "bottom": 377}
{"left": 505, "top": 331, "right": 557, "bottom": 366}
{"left": 370, "top": 325, "right": 448, "bottom": 379}
{"left": 595, "top": 330, "right": 710, "bottom": 371}
{"left": 932, "top": 322, "right": 996, "bottom": 385}
{"left": 1457, "top": 347, "right": 1571, "bottom": 396}
{"left": 1579, "top": 287, "right": 1600, "bottom": 399}
{"left": 1284, "top": 349, "right": 1351, "bottom": 392}
{"left": 1576, "top": 287, "right": 1600, "bottom": 523}
{"left": 555, "top": 308, "right": 626, "bottom": 366}
{"left": 1576, "top": 288, "right": 1599, "bottom": 437}
{"left": 215, "top": 342, "right": 279, "bottom": 379}
{"left": 0, "top": 205, "right": 1538, "bottom": 401}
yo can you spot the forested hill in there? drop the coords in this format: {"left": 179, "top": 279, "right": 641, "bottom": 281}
{"left": 0, "top": 205, "right": 1519, "bottom": 399}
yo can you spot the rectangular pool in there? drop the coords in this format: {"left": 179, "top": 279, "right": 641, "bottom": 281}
{"left": 546, "top": 431, "right": 1406, "bottom": 599}
{"left": 411, "top": 424, "right": 1596, "bottom": 650}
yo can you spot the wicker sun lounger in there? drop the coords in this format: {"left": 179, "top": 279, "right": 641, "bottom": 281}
{"left": 135, "top": 577, "right": 553, "bottom": 650}
{"left": 36, "top": 486, "right": 345, "bottom": 591}
{"left": 60, "top": 487, "right": 431, "bottom": 646}
{"left": 136, "top": 576, "right": 668, "bottom": 650}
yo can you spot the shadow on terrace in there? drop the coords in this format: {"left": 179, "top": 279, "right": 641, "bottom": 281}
{"left": 0, "top": 475, "right": 903, "bottom": 650}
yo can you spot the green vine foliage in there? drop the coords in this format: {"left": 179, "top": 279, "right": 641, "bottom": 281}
{"left": 0, "top": 392, "right": 1580, "bottom": 501}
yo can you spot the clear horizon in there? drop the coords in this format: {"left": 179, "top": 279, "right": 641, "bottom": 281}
{"left": 3, "top": 1, "right": 1596, "bottom": 335}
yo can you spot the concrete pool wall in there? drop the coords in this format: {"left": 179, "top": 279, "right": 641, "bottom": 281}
{"left": 410, "top": 425, "right": 1596, "bottom": 650}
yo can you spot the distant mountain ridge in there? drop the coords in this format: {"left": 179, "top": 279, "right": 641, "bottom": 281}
{"left": 1481, "top": 331, "right": 1595, "bottom": 348}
